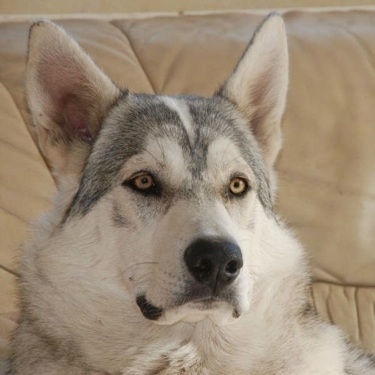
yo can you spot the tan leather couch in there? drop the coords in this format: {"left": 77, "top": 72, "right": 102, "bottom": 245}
{"left": 1, "top": 8, "right": 375, "bottom": 360}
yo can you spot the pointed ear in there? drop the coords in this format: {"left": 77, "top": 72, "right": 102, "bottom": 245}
{"left": 26, "top": 20, "right": 121, "bottom": 183}
{"left": 217, "top": 14, "right": 288, "bottom": 170}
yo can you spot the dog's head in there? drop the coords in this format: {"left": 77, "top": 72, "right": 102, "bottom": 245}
{"left": 27, "top": 15, "right": 288, "bottom": 326}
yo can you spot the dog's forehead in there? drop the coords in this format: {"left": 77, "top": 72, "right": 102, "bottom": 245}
{"left": 108, "top": 93, "right": 267, "bottom": 182}
{"left": 65, "top": 93, "right": 273, "bottom": 219}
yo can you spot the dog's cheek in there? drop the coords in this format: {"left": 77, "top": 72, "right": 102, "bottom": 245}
{"left": 223, "top": 193, "right": 258, "bottom": 239}
{"left": 117, "top": 230, "right": 156, "bottom": 296}
{"left": 91, "top": 196, "right": 155, "bottom": 292}
{"left": 229, "top": 197, "right": 263, "bottom": 310}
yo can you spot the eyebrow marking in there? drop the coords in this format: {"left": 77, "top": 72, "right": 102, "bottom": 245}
{"left": 162, "top": 97, "right": 196, "bottom": 146}
{"left": 112, "top": 201, "right": 130, "bottom": 227}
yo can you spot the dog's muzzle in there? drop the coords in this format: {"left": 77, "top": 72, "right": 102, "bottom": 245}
{"left": 136, "top": 238, "right": 243, "bottom": 321}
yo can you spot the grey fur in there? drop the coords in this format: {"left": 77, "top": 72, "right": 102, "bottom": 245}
{"left": 65, "top": 94, "right": 273, "bottom": 223}
{"left": 111, "top": 201, "right": 131, "bottom": 228}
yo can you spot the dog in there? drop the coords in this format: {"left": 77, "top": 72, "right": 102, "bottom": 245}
{"left": 4, "top": 13, "right": 375, "bottom": 375}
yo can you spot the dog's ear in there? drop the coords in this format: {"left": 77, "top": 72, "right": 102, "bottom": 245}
{"left": 217, "top": 14, "right": 288, "bottom": 170}
{"left": 27, "top": 20, "right": 121, "bottom": 184}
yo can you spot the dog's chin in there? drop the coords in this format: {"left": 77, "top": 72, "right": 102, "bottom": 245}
{"left": 136, "top": 295, "right": 243, "bottom": 326}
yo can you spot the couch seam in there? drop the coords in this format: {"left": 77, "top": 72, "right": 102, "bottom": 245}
{"left": 0, "top": 80, "right": 56, "bottom": 187}
{"left": 0, "top": 81, "right": 27, "bottom": 131}
{"left": 109, "top": 21, "right": 157, "bottom": 94}
{"left": 0, "top": 205, "right": 28, "bottom": 224}
{"left": 313, "top": 280, "right": 375, "bottom": 289}
{"left": 334, "top": 23, "right": 375, "bottom": 72}
{"left": 0, "top": 265, "right": 20, "bottom": 278}
{"left": 354, "top": 287, "right": 363, "bottom": 344}
{"left": 279, "top": 169, "right": 375, "bottom": 200}
{"left": 325, "top": 284, "right": 335, "bottom": 324}
{"left": 0, "top": 138, "right": 36, "bottom": 158}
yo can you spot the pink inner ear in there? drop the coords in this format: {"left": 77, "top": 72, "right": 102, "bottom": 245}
{"left": 37, "top": 54, "right": 94, "bottom": 144}
{"left": 64, "top": 99, "right": 94, "bottom": 144}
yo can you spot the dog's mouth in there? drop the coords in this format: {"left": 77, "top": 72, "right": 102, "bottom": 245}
{"left": 136, "top": 295, "right": 164, "bottom": 321}
{"left": 136, "top": 294, "right": 239, "bottom": 322}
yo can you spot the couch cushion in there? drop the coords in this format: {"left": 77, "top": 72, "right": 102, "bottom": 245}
{"left": 0, "top": 269, "right": 17, "bottom": 359}
{"left": 0, "top": 81, "right": 55, "bottom": 272}
{"left": 313, "top": 282, "right": 375, "bottom": 353}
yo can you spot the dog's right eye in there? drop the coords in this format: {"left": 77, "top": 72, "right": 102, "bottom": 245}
{"left": 124, "top": 173, "right": 161, "bottom": 196}
{"left": 132, "top": 174, "right": 154, "bottom": 190}
{"left": 229, "top": 177, "right": 249, "bottom": 196}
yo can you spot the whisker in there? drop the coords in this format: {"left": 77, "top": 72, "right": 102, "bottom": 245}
{"left": 123, "top": 262, "right": 159, "bottom": 273}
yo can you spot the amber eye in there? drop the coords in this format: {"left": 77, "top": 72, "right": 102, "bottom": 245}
{"left": 229, "top": 177, "right": 248, "bottom": 196}
{"left": 124, "top": 172, "right": 161, "bottom": 197}
{"left": 132, "top": 174, "right": 154, "bottom": 191}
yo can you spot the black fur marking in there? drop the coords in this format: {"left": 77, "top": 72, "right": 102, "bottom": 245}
{"left": 111, "top": 202, "right": 130, "bottom": 227}
{"left": 345, "top": 349, "right": 375, "bottom": 374}
{"left": 145, "top": 355, "right": 171, "bottom": 375}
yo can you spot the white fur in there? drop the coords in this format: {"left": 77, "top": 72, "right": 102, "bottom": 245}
{"left": 162, "top": 97, "right": 196, "bottom": 145}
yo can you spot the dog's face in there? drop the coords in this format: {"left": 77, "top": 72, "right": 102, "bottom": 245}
{"left": 26, "top": 15, "right": 288, "bottom": 326}
{"left": 85, "top": 94, "right": 272, "bottom": 325}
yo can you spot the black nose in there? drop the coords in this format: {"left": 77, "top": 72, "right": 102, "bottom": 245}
{"left": 184, "top": 238, "right": 243, "bottom": 295}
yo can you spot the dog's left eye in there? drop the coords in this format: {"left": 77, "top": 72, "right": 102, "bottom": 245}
{"left": 126, "top": 173, "right": 160, "bottom": 196}
{"left": 133, "top": 174, "right": 154, "bottom": 190}
{"left": 229, "top": 177, "right": 249, "bottom": 196}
